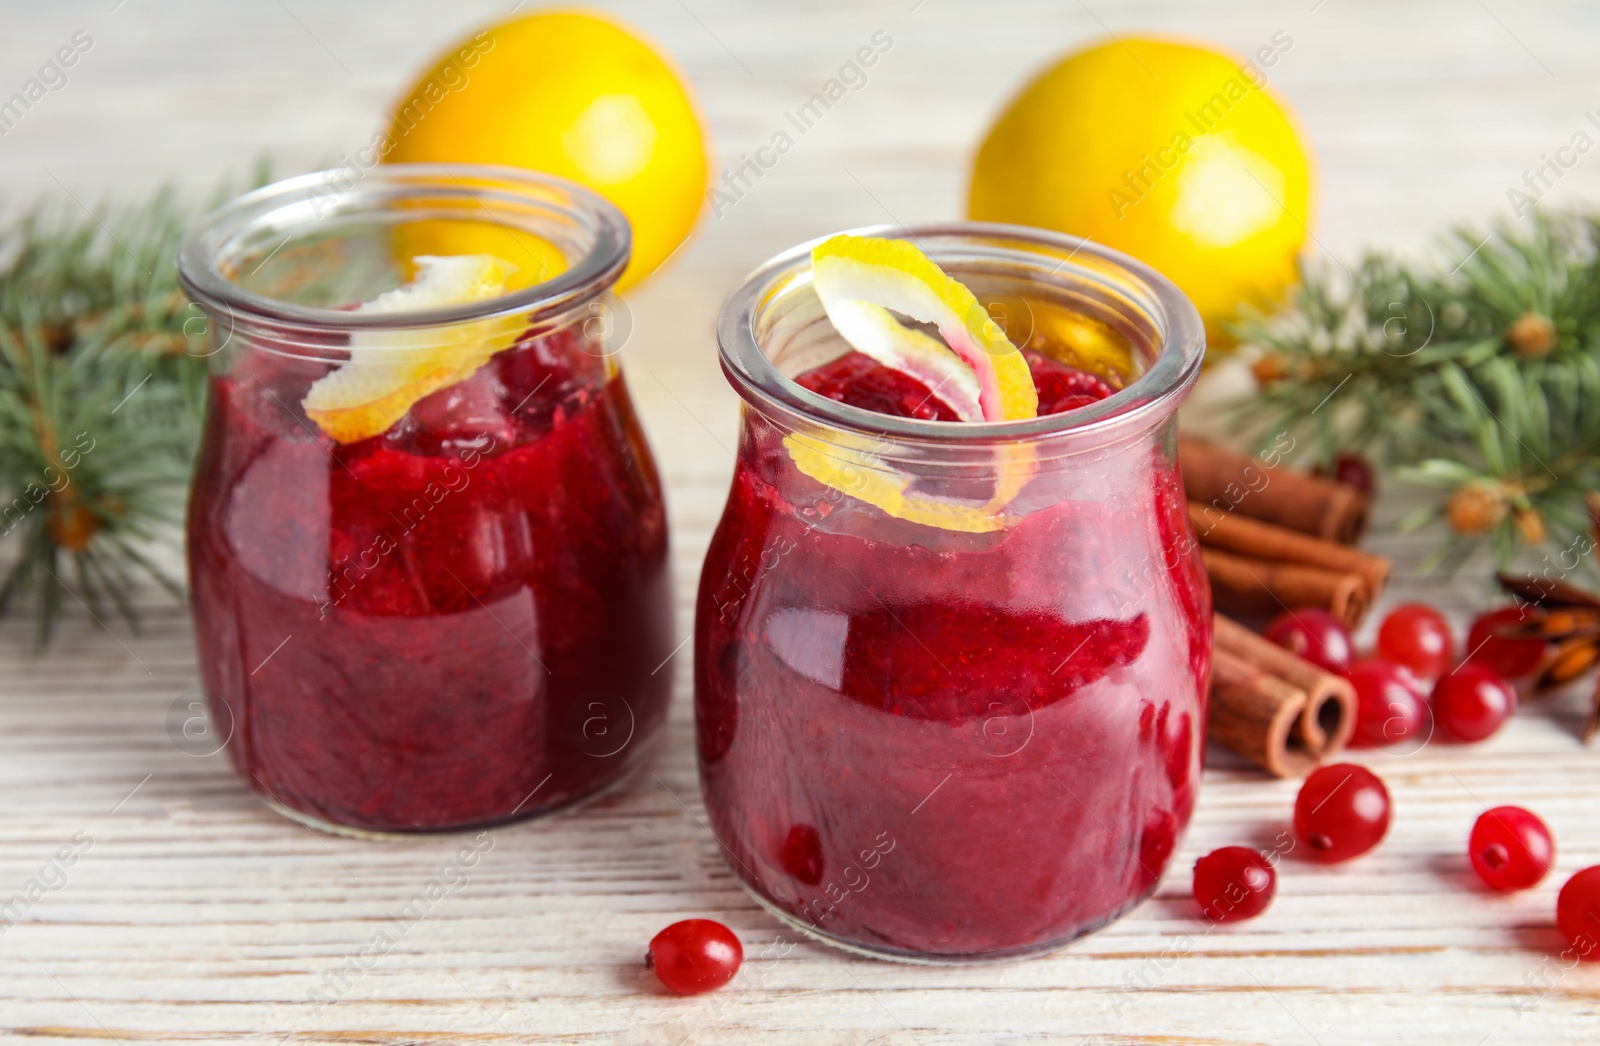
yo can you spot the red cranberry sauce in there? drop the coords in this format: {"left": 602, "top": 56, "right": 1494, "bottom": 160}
{"left": 796, "top": 348, "right": 1119, "bottom": 419}
{"left": 188, "top": 325, "right": 673, "bottom": 831}
{"left": 695, "top": 344, "right": 1208, "bottom": 958}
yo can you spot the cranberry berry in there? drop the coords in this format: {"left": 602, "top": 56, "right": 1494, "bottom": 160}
{"left": 1264, "top": 607, "right": 1355, "bottom": 674}
{"left": 1315, "top": 452, "right": 1376, "bottom": 495}
{"left": 1024, "top": 350, "right": 1118, "bottom": 415}
{"left": 1345, "top": 659, "right": 1429, "bottom": 748}
{"left": 1377, "top": 603, "right": 1455, "bottom": 681}
{"left": 1465, "top": 605, "right": 1546, "bottom": 680}
{"left": 781, "top": 823, "right": 825, "bottom": 885}
{"left": 1293, "top": 763, "right": 1391, "bottom": 863}
{"left": 648, "top": 919, "right": 743, "bottom": 994}
{"left": 1193, "top": 846, "right": 1276, "bottom": 923}
{"left": 1469, "top": 806, "right": 1554, "bottom": 891}
{"left": 1431, "top": 663, "right": 1517, "bottom": 743}
{"left": 1557, "top": 866, "right": 1600, "bottom": 961}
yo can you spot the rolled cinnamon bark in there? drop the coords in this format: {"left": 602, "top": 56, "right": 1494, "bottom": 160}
{"left": 1189, "top": 501, "right": 1390, "bottom": 600}
{"left": 1180, "top": 436, "right": 1369, "bottom": 544}
{"left": 1201, "top": 546, "right": 1370, "bottom": 628}
{"left": 1213, "top": 613, "right": 1357, "bottom": 758}
{"left": 1208, "top": 648, "right": 1316, "bottom": 778}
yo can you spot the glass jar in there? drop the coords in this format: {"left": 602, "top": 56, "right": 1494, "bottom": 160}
{"left": 179, "top": 165, "right": 672, "bottom": 835}
{"left": 697, "top": 222, "right": 1211, "bottom": 961}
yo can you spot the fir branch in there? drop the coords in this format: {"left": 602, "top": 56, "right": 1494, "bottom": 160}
{"left": 0, "top": 168, "right": 266, "bottom": 645}
{"left": 1233, "top": 208, "right": 1600, "bottom": 580}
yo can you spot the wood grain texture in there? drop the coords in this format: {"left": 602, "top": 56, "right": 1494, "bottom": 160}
{"left": 4, "top": 1, "right": 1600, "bottom": 1043}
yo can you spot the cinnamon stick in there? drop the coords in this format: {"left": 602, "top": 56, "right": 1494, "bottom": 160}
{"left": 1180, "top": 436, "right": 1369, "bottom": 544}
{"left": 1202, "top": 546, "right": 1370, "bottom": 628}
{"left": 1189, "top": 501, "right": 1390, "bottom": 601}
{"left": 1213, "top": 613, "right": 1357, "bottom": 759}
{"left": 1208, "top": 649, "right": 1316, "bottom": 778}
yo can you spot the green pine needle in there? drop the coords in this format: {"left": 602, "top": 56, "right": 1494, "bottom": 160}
{"left": 1234, "top": 207, "right": 1600, "bottom": 580}
{"left": 0, "top": 167, "right": 267, "bottom": 646}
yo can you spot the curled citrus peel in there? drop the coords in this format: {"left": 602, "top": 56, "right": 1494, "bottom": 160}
{"left": 812, "top": 235, "right": 1038, "bottom": 422}
{"left": 790, "top": 235, "right": 1039, "bottom": 533}
{"left": 303, "top": 254, "right": 522, "bottom": 443}
{"left": 815, "top": 297, "right": 983, "bottom": 422}
{"left": 784, "top": 433, "right": 1017, "bottom": 534}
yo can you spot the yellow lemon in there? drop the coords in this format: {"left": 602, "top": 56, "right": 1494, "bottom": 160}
{"left": 383, "top": 10, "right": 708, "bottom": 292}
{"left": 968, "top": 36, "right": 1312, "bottom": 351}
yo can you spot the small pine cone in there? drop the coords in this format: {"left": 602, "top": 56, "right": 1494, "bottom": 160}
{"left": 1447, "top": 481, "right": 1508, "bottom": 535}
{"left": 1251, "top": 353, "right": 1288, "bottom": 386}
{"left": 41, "top": 322, "right": 76, "bottom": 354}
{"left": 48, "top": 503, "right": 99, "bottom": 552}
{"left": 1514, "top": 506, "right": 1546, "bottom": 545}
{"left": 1507, "top": 312, "right": 1557, "bottom": 358}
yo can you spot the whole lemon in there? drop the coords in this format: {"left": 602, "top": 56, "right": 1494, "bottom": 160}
{"left": 968, "top": 36, "right": 1312, "bottom": 350}
{"left": 384, "top": 10, "right": 708, "bottom": 292}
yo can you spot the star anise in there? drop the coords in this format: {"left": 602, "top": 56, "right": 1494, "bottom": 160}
{"left": 1495, "top": 492, "right": 1600, "bottom": 742}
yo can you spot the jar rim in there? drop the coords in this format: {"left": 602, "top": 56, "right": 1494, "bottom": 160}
{"left": 177, "top": 163, "right": 632, "bottom": 333}
{"left": 716, "top": 221, "right": 1206, "bottom": 446}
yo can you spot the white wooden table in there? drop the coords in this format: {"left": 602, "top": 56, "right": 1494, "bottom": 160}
{"left": 4, "top": 1, "right": 1600, "bottom": 1042}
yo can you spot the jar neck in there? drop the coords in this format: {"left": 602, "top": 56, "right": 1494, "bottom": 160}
{"left": 739, "top": 398, "right": 1181, "bottom": 482}
{"left": 717, "top": 221, "right": 1205, "bottom": 468}
{"left": 205, "top": 291, "right": 620, "bottom": 371}
{"left": 178, "top": 163, "right": 631, "bottom": 363}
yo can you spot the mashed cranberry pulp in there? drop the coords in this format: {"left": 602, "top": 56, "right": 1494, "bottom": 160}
{"left": 697, "top": 348, "right": 1210, "bottom": 959}
{"left": 797, "top": 349, "right": 1119, "bottom": 419}
{"left": 189, "top": 326, "right": 672, "bottom": 831}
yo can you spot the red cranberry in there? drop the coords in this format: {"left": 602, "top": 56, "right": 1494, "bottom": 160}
{"left": 647, "top": 919, "right": 743, "bottom": 994}
{"left": 1293, "top": 763, "right": 1391, "bottom": 863}
{"left": 1314, "top": 452, "right": 1376, "bottom": 494}
{"left": 1469, "top": 806, "right": 1554, "bottom": 891}
{"left": 1465, "top": 605, "right": 1546, "bottom": 679}
{"left": 1024, "top": 350, "right": 1118, "bottom": 415}
{"left": 1431, "top": 663, "right": 1517, "bottom": 742}
{"left": 1264, "top": 607, "right": 1355, "bottom": 674}
{"left": 1345, "top": 659, "right": 1429, "bottom": 748}
{"left": 1377, "top": 603, "right": 1455, "bottom": 680}
{"left": 1193, "top": 846, "right": 1276, "bottom": 923}
{"left": 1136, "top": 809, "right": 1178, "bottom": 891}
{"left": 1557, "top": 866, "right": 1600, "bottom": 961}
{"left": 781, "top": 824, "right": 824, "bottom": 885}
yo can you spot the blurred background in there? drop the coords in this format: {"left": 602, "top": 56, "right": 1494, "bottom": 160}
{"left": 8, "top": 1, "right": 1600, "bottom": 247}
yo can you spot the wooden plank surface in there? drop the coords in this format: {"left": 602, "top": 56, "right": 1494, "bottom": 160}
{"left": 3, "top": 1, "right": 1600, "bottom": 1043}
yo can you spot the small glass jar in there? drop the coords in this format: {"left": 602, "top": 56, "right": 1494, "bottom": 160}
{"left": 697, "top": 222, "right": 1211, "bottom": 961}
{"left": 179, "top": 165, "right": 672, "bottom": 835}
